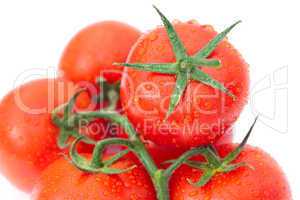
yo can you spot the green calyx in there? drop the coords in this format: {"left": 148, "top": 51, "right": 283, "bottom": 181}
{"left": 114, "top": 6, "right": 240, "bottom": 119}
{"left": 170, "top": 116, "right": 258, "bottom": 187}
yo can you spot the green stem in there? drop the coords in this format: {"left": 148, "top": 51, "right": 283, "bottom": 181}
{"left": 69, "top": 111, "right": 168, "bottom": 198}
{"left": 164, "top": 147, "right": 207, "bottom": 177}
{"left": 90, "top": 138, "right": 134, "bottom": 168}
{"left": 154, "top": 170, "right": 170, "bottom": 200}
{"left": 56, "top": 98, "right": 258, "bottom": 200}
{"left": 96, "top": 77, "right": 120, "bottom": 112}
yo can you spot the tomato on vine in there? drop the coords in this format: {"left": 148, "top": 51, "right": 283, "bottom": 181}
{"left": 170, "top": 144, "right": 291, "bottom": 200}
{"left": 0, "top": 5, "right": 291, "bottom": 200}
{"left": 49, "top": 78, "right": 262, "bottom": 200}
{"left": 119, "top": 6, "right": 249, "bottom": 149}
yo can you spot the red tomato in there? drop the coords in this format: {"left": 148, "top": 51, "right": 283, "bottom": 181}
{"left": 121, "top": 21, "right": 249, "bottom": 149}
{"left": 59, "top": 21, "right": 141, "bottom": 83}
{"left": 31, "top": 155, "right": 156, "bottom": 200}
{"left": 170, "top": 144, "right": 291, "bottom": 200}
{"left": 148, "top": 129, "right": 233, "bottom": 165}
{"left": 215, "top": 127, "right": 233, "bottom": 145}
{"left": 0, "top": 78, "right": 85, "bottom": 192}
{"left": 78, "top": 118, "right": 121, "bottom": 152}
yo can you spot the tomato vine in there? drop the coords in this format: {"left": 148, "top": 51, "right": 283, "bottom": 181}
{"left": 51, "top": 6, "right": 257, "bottom": 200}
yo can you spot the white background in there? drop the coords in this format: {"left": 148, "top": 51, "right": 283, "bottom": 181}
{"left": 0, "top": 0, "right": 298, "bottom": 199}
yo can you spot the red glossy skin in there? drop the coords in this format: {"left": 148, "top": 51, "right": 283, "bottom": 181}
{"left": 148, "top": 129, "right": 233, "bottom": 165}
{"left": 121, "top": 22, "right": 249, "bottom": 149}
{"left": 31, "top": 156, "right": 156, "bottom": 200}
{"left": 170, "top": 144, "right": 292, "bottom": 200}
{"left": 215, "top": 127, "right": 233, "bottom": 145}
{"left": 59, "top": 21, "right": 141, "bottom": 83}
{"left": 0, "top": 79, "right": 78, "bottom": 192}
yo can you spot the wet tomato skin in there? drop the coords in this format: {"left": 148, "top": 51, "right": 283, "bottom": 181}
{"left": 147, "top": 128, "right": 233, "bottom": 165}
{"left": 31, "top": 155, "right": 156, "bottom": 200}
{"left": 121, "top": 22, "right": 249, "bottom": 149}
{"left": 170, "top": 144, "right": 291, "bottom": 200}
{"left": 0, "top": 79, "right": 80, "bottom": 192}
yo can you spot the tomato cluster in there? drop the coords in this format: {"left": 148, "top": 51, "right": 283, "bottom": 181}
{"left": 0, "top": 6, "right": 291, "bottom": 200}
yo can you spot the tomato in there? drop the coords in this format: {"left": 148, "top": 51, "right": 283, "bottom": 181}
{"left": 215, "top": 127, "right": 233, "bottom": 145}
{"left": 78, "top": 118, "right": 123, "bottom": 152}
{"left": 147, "top": 129, "right": 233, "bottom": 165}
{"left": 31, "top": 155, "right": 156, "bottom": 200}
{"left": 0, "top": 78, "right": 86, "bottom": 192}
{"left": 170, "top": 144, "right": 291, "bottom": 200}
{"left": 121, "top": 21, "right": 249, "bottom": 149}
{"left": 59, "top": 21, "right": 141, "bottom": 83}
